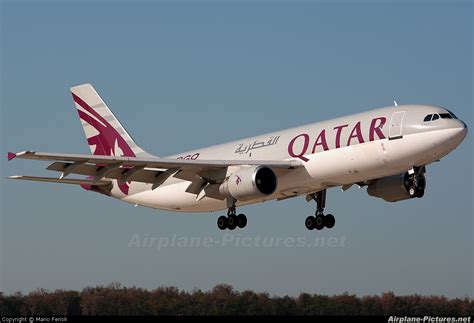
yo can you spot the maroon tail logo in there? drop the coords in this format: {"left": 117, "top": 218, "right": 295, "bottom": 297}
{"left": 72, "top": 93, "right": 134, "bottom": 195}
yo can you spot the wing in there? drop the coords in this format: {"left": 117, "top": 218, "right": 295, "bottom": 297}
{"left": 7, "top": 151, "right": 302, "bottom": 190}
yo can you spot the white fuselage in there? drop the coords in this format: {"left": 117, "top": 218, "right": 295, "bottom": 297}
{"left": 115, "top": 105, "right": 467, "bottom": 212}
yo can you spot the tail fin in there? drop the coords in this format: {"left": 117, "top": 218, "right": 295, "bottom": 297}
{"left": 70, "top": 84, "right": 154, "bottom": 158}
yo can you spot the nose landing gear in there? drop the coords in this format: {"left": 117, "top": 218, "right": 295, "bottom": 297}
{"left": 407, "top": 166, "right": 426, "bottom": 198}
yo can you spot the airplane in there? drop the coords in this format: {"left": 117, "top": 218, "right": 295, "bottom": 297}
{"left": 7, "top": 84, "right": 468, "bottom": 231}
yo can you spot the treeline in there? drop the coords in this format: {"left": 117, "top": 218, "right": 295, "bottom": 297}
{"left": 1, "top": 284, "right": 472, "bottom": 316}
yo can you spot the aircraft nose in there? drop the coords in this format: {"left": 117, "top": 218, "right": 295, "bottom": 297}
{"left": 453, "top": 120, "right": 468, "bottom": 144}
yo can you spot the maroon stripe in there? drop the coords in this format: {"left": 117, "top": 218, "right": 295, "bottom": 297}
{"left": 72, "top": 93, "right": 108, "bottom": 126}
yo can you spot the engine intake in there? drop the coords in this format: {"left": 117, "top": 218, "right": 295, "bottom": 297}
{"left": 219, "top": 166, "right": 277, "bottom": 201}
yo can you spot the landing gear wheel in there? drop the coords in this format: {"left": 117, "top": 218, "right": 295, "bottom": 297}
{"left": 237, "top": 214, "right": 247, "bottom": 228}
{"left": 217, "top": 216, "right": 228, "bottom": 230}
{"left": 409, "top": 185, "right": 425, "bottom": 198}
{"left": 416, "top": 187, "right": 425, "bottom": 198}
{"left": 416, "top": 176, "right": 426, "bottom": 198}
{"left": 314, "top": 215, "right": 325, "bottom": 231}
{"left": 408, "top": 186, "right": 417, "bottom": 198}
{"left": 324, "top": 214, "right": 335, "bottom": 229}
{"left": 407, "top": 167, "right": 426, "bottom": 199}
{"left": 307, "top": 190, "right": 336, "bottom": 231}
{"left": 227, "top": 214, "right": 238, "bottom": 230}
{"left": 305, "top": 216, "right": 316, "bottom": 230}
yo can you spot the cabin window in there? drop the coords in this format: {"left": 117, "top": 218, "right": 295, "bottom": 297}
{"left": 423, "top": 114, "right": 432, "bottom": 122}
{"left": 432, "top": 114, "right": 440, "bottom": 121}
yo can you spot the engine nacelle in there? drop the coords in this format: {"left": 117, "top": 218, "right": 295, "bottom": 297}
{"left": 367, "top": 172, "right": 425, "bottom": 202}
{"left": 219, "top": 166, "right": 277, "bottom": 201}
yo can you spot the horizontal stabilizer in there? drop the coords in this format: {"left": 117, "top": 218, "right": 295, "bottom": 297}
{"left": 8, "top": 175, "right": 111, "bottom": 186}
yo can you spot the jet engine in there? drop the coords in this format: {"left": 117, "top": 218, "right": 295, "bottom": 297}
{"left": 219, "top": 166, "right": 277, "bottom": 201}
{"left": 367, "top": 172, "right": 426, "bottom": 202}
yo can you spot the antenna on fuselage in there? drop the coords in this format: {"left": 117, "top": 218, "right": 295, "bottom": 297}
{"left": 393, "top": 100, "right": 398, "bottom": 106}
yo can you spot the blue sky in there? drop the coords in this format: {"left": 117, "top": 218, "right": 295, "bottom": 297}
{"left": 1, "top": 1, "right": 472, "bottom": 297}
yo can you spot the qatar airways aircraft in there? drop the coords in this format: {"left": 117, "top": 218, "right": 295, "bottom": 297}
{"left": 8, "top": 84, "right": 468, "bottom": 231}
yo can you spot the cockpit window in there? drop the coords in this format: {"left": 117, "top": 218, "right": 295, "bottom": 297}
{"left": 424, "top": 111, "right": 458, "bottom": 122}
{"left": 446, "top": 109, "right": 457, "bottom": 119}
{"left": 439, "top": 113, "right": 453, "bottom": 119}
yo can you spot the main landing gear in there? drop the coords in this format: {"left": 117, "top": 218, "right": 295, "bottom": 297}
{"left": 305, "top": 189, "right": 335, "bottom": 231}
{"left": 407, "top": 166, "right": 426, "bottom": 198}
{"left": 217, "top": 199, "right": 247, "bottom": 230}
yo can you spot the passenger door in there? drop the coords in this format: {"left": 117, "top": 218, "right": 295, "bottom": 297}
{"left": 389, "top": 111, "right": 405, "bottom": 139}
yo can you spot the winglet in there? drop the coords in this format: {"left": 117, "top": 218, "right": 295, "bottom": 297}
{"left": 7, "top": 152, "right": 16, "bottom": 161}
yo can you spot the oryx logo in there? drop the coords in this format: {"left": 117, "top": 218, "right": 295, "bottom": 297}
{"left": 72, "top": 93, "right": 134, "bottom": 195}
{"left": 235, "top": 175, "right": 242, "bottom": 186}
